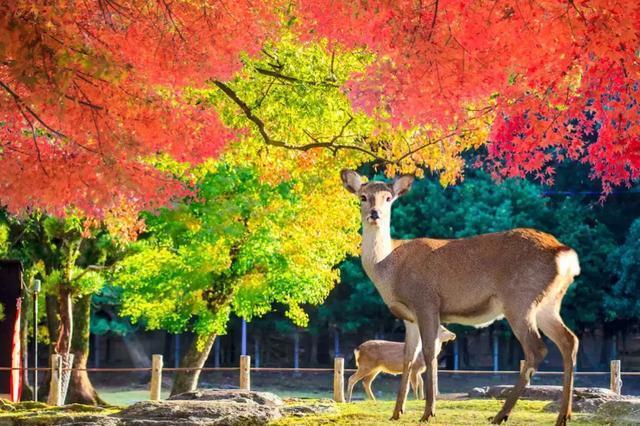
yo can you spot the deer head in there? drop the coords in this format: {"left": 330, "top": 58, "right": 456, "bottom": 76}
{"left": 340, "top": 169, "right": 414, "bottom": 229}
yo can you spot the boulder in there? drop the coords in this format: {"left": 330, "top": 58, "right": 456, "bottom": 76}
{"left": 115, "top": 391, "right": 283, "bottom": 425}
{"left": 543, "top": 388, "right": 630, "bottom": 414}
{"left": 594, "top": 399, "right": 640, "bottom": 424}
{"left": 0, "top": 390, "right": 332, "bottom": 425}
{"left": 169, "top": 389, "right": 283, "bottom": 407}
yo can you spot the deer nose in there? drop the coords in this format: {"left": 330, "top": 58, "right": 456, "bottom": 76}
{"left": 370, "top": 209, "right": 380, "bottom": 220}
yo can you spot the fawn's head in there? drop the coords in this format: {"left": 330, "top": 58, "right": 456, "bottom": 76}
{"left": 340, "top": 170, "right": 414, "bottom": 228}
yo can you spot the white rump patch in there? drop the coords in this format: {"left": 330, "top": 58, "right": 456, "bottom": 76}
{"left": 556, "top": 249, "right": 581, "bottom": 277}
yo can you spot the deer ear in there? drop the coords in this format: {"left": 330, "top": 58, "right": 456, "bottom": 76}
{"left": 393, "top": 175, "right": 414, "bottom": 197}
{"left": 340, "top": 169, "right": 362, "bottom": 194}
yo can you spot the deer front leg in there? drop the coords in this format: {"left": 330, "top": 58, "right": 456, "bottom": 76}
{"left": 417, "top": 310, "right": 441, "bottom": 423}
{"left": 391, "top": 320, "right": 421, "bottom": 420}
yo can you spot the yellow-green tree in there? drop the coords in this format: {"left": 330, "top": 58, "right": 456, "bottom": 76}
{"left": 114, "top": 161, "right": 359, "bottom": 394}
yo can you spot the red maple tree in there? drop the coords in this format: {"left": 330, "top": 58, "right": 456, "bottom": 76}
{"left": 2, "top": 1, "right": 639, "bottom": 219}
{"left": 1, "top": 0, "right": 278, "bottom": 216}
{"left": 298, "top": 0, "right": 640, "bottom": 191}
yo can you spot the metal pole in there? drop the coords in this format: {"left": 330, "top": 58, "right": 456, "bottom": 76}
{"left": 453, "top": 339, "right": 459, "bottom": 371}
{"left": 241, "top": 319, "right": 247, "bottom": 356}
{"left": 33, "top": 279, "right": 40, "bottom": 402}
{"left": 174, "top": 334, "right": 181, "bottom": 369}
{"left": 492, "top": 332, "right": 499, "bottom": 372}
{"left": 293, "top": 329, "right": 299, "bottom": 370}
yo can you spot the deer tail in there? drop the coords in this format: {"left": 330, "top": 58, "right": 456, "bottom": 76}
{"left": 354, "top": 348, "right": 360, "bottom": 368}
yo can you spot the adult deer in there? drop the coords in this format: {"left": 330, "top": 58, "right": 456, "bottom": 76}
{"left": 347, "top": 325, "right": 455, "bottom": 402}
{"left": 340, "top": 170, "right": 580, "bottom": 426}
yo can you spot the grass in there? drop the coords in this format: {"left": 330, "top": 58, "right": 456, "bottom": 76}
{"left": 98, "top": 388, "right": 170, "bottom": 406}
{"left": 271, "top": 399, "right": 601, "bottom": 425}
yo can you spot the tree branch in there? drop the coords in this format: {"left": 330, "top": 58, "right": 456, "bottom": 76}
{"left": 427, "top": 0, "right": 439, "bottom": 41}
{"left": 213, "top": 80, "right": 389, "bottom": 161}
{"left": 213, "top": 80, "right": 475, "bottom": 167}
{"left": 254, "top": 67, "right": 340, "bottom": 88}
{"left": 0, "top": 79, "right": 67, "bottom": 139}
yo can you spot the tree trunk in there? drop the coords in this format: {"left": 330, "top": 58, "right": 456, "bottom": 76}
{"left": 66, "top": 294, "right": 105, "bottom": 405}
{"left": 55, "top": 286, "right": 72, "bottom": 354}
{"left": 38, "top": 295, "right": 60, "bottom": 400}
{"left": 170, "top": 334, "right": 216, "bottom": 397}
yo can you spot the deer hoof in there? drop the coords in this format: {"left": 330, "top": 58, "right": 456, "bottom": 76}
{"left": 420, "top": 412, "right": 435, "bottom": 423}
{"left": 555, "top": 415, "right": 568, "bottom": 426}
{"left": 490, "top": 414, "right": 509, "bottom": 424}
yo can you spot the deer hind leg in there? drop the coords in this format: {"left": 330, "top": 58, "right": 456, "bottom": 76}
{"left": 416, "top": 313, "right": 441, "bottom": 423}
{"left": 347, "top": 368, "right": 369, "bottom": 403}
{"left": 537, "top": 301, "right": 579, "bottom": 426}
{"left": 362, "top": 371, "right": 379, "bottom": 401}
{"left": 492, "top": 308, "right": 548, "bottom": 424}
{"left": 409, "top": 368, "right": 420, "bottom": 400}
{"left": 391, "top": 321, "right": 421, "bottom": 420}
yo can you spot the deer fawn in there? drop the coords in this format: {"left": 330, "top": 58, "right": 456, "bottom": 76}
{"left": 340, "top": 170, "right": 580, "bottom": 426}
{"left": 347, "top": 325, "right": 455, "bottom": 402}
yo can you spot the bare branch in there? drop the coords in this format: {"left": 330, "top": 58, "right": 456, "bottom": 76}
{"left": 427, "top": 0, "right": 439, "bottom": 41}
{"left": 213, "top": 80, "right": 386, "bottom": 161}
{"left": 0, "top": 79, "right": 67, "bottom": 139}
{"left": 213, "top": 80, "right": 478, "bottom": 168}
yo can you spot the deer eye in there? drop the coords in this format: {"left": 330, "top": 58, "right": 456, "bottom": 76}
{"left": 386, "top": 196, "right": 392, "bottom": 202}
{"left": 360, "top": 195, "right": 367, "bottom": 202}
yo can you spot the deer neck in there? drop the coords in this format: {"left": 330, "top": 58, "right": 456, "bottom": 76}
{"left": 361, "top": 221, "right": 394, "bottom": 285}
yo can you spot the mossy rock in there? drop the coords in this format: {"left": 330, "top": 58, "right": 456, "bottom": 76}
{"left": 10, "top": 413, "right": 117, "bottom": 425}
{"left": 12, "top": 402, "right": 48, "bottom": 411}
{"left": 594, "top": 399, "right": 640, "bottom": 424}
{"left": 0, "top": 399, "right": 16, "bottom": 412}
{"left": 47, "top": 404, "right": 105, "bottom": 413}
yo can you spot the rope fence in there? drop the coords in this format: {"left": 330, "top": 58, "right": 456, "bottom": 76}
{"left": 2, "top": 357, "right": 636, "bottom": 405}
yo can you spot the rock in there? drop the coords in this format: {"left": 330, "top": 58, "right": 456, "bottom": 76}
{"left": 0, "top": 390, "right": 322, "bottom": 425}
{"left": 281, "top": 398, "right": 336, "bottom": 417}
{"left": 11, "top": 414, "right": 119, "bottom": 426}
{"left": 169, "top": 389, "right": 283, "bottom": 407}
{"left": 468, "top": 387, "right": 488, "bottom": 398}
{"left": 594, "top": 399, "right": 640, "bottom": 424}
{"left": 468, "top": 385, "right": 616, "bottom": 401}
{"left": 10, "top": 402, "right": 50, "bottom": 411}
{"left": 0, "top": 399, "right": 16, "bottom": 412}
{"left": 543, "top": 388, "right": 629, "bottom": 414}
{"left": 0, "top": 401, "right": 115, "bottom": 426}
{"left": 115, "top": 398, "right": 282, "bottom": 425}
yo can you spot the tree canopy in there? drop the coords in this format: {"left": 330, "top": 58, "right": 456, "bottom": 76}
{"left": 2, "top": 1, "right": 639, "bottom": 217}
{"left": 113, "top": 162, "right": 359, "bottom": 339}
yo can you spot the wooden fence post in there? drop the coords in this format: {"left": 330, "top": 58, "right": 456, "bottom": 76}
{"left": 240, "top": 355, "right": 251, "bottom": 390}
{"left": 47, "top": 354, "right": 62, "bottom": 406}
{"left": 333, "top": 357, "right": 345, "bottom": 403}
{"left": 610, "top": 360, "right": 622, "bottom": 395}
{"left": 150, "top": 354, "right": 163, "bottom": 401}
